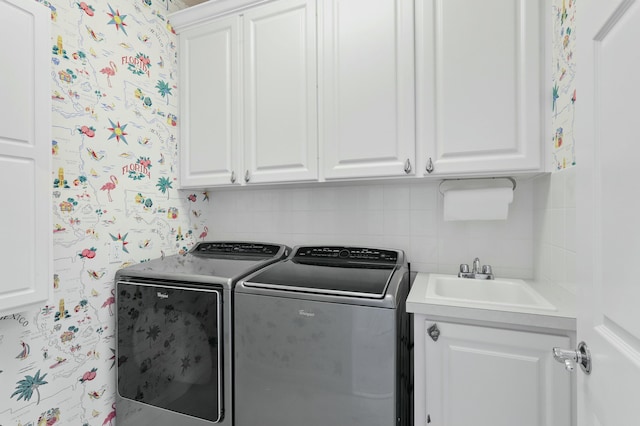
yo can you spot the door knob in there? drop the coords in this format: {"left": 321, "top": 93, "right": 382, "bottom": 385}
{"left": 552, "top": 341, "right": 592, "bottom": 374}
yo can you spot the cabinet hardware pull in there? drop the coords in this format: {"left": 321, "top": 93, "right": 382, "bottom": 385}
{"left": 230, "top": 171, "right": 236, "bottom": 183}
{"left": 244, "top": 170, "right": 250, "bottom": 183}
{"left": 426, "top": 157, "right": 434, "bottom": 174}
{"left": 427, "top": 323, "right": 440, "bottom": 342}
{"left": 404, "top": 159, "right": 412, "bottom": 174}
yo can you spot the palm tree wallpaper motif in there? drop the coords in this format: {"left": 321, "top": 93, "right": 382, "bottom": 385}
{"left": 156, "top": 80, "right": 172, "bottom": 105}
{"left": 11, "top": 370, "right": 48, "bottom": 405}
{"left": 156, "top": 176, "right": 173, "bottom": 199}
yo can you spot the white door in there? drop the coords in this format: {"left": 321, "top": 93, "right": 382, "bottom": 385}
{"left": 243, "top": 0, "right": 318, "bottom": 184}
{"left": 0, "top": 0, "right": 51, "bottom": 313}
{"left": 576, "top": 0, "right": 640, "bottom": 423}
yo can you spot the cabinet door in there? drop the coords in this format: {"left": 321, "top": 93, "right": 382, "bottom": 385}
{"left": 422, "top": 321, "right": 571, "bottom": 426}
{"left": 179, "top": 16, "right": 241, "bottom": 188}
{"left": 417, "top": 0, "right": 544, "bottom": 176}
{"left": 0, "top": 0, "right": 51, "bottom": 314}
{"left": 243, "top": 0, "right": 318, "bottom": 184}
{"left": 320, "top": 0, "right": 415, "bottom": 179}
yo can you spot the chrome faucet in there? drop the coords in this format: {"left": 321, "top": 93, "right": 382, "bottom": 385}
{"left": 472, "top": 257, "right": 481, "bottom": 274}
{"left": 458, "top": 258, "right": 494, "bottom": 280}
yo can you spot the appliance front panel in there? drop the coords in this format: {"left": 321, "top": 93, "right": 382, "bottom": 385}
{"left": 234, "top": 292, "right": 397, "bottom": 426}
{"left": 117, "top": 281, "right": 223, "bottom": 423}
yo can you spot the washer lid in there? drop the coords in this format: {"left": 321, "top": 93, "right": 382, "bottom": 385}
{"left": 243, "top": 246, "right": 401, "bottom": 298}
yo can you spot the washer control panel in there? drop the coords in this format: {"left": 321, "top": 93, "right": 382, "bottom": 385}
{"left": 294, "top": 246, "right": 398, "bottom": 263}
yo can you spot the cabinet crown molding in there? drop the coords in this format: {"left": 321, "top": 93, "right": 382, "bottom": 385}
{"left": 170, "top": 0, "right": 273, "bottom": 32}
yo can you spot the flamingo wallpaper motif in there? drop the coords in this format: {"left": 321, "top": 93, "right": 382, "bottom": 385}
{"left": 0, "top": 0, "right": 578, "bottom": 424}
{"left": 0, "top": 0, "right": 211, "bottom": 424}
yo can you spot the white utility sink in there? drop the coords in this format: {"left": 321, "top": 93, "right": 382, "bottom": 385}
{"left": 424, "top": 274, "right": 557, "bottom": 311}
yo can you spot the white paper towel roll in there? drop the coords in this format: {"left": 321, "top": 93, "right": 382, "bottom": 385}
{"left": 443, "top": 187, "right": 514, "bottom": 221}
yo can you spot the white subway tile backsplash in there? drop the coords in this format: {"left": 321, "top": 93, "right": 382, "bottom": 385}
{"left": 550, "top": 209, "right": 566, "bottom": 247}
{"left": 550, "top": 172, "right": 566, "bottom": 208}
{"left": 356, "top": 186, "right": 384, "bottom": 211}
{"left": 532, "top": 170, "right": 576, "bottom": 293}
{"left": 291, "top": 188, "right": 314, "bottom": 211}
{"left": 383, "top": 184, "right": 411, "bottom": 209}
{"left": 437, "top": 238, "right": 470, "bottom": 266}
{"left": 410, "top": 209, "right": 438, "bottom": 237}
{"left": 410, "top": 237, "right": 438, "bottom": 264}
{"left": 205, "top": 180, "right": 536, "bottom": 275}
{"left": 383, "top": 210, "right": 412, "bottom": 236}
{"left": 410, "top": 183, "right": 438, "bottom": 210}
{"left": 564, "top": 168, "right": 577, "bottom": 208}
{"left": 565, "top": 208, "right": 577, "bottom": 252}
{"left": 511, "top": 180, "right": 534, "bottom": 212}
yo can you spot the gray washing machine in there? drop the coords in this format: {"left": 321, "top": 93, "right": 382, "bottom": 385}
{"left": 234, "top": 245, "right": 413, "bottom": 426}
{"left": 115, "top": 241, "right": 289, "bottom": 426}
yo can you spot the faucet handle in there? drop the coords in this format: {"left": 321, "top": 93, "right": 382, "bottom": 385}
{"left": 482, "top": 265, "right": 492, "bottom": 274}
{"left": 459, "top": 264, "right": 470, "bottom": 273}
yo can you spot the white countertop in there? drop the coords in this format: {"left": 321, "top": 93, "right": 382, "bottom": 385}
{"left": 406, "top": 272, "right": 577, "bottom": 332}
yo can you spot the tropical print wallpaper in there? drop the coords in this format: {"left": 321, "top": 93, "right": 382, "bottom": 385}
{"left": 0, "top": 0, "right": 578, "bottom": 424}
{"left": 552, "top": 0, "right": 577, "bottom": 170}
{"left": 0, "top": 0, "right": 212, "bottom": 424}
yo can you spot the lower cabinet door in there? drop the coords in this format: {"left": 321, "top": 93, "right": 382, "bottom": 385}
{"left": 422, "top": 321, "right": 571, "bottom": 426}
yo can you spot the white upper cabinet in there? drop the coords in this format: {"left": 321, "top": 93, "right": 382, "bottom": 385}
{"left": 0, "top": 0, "right": 51, "bottom": 314}
{"left": 416, "top": 0, "right": 546, "bottom": 177}
{"left": 319, "top": 0, "right": 415, "bottom": 180}
{"left": 176, "top": 0, "right": 317, "bottom": 188}
{"left": 175, "top": 0, "right": 549, "bottom": 186}
{"left": 179, "top": 15, "right": 241, "bottom": 187}
{"left": 243, "top": 0, "right": 318, "bottom": 184}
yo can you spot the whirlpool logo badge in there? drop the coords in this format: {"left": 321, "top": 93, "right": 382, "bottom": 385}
{"left": 157, "top": 292, "right": 169, "bottom": 299}
{"left": 298, "top": 309, "right": 315, "bottom": 318}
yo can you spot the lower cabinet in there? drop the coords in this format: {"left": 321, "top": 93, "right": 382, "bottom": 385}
{"left": 414, "top": 319, "right": 573, "bottom": 426}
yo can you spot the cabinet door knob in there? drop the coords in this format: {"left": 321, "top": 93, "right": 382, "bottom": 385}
{"left": 244, "top": 170, "right": 250, "bottom": 183}
{"left": 230, "top": 171, "right": 236, "bottom": 183}
{"left": 427, "top": 323, "right": 440, "bottom": 342}
{"left": 404, "top": 159, "right": 412, "bottom": 174}
{"left": 426, "top": 157, "right": 434, "bottom": 174}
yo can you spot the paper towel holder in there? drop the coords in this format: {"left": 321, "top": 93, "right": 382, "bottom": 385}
{"left": 438, "top": 176, "right": 517, "bottom": 196}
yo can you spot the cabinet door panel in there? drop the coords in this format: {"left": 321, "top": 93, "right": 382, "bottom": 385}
{"left": 321, "top": 0, "right": 415, "bottom": 179}
{"left": 243, "top": 0, "right": 318, "bottom": 183}
{"left": 423, "top": 321, "right": 571, "bottom": 426}
{"left": 179, "top": 17, "right": 240, "bottom": 188}
{"left": 418, "top": 0, "right": 543, "bottom": 175}
{"left": 0, "top": 0, "right": 51, "bottom": 314}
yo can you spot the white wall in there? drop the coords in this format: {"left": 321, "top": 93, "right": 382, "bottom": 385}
{"left": 533, "top": 168, "right": 577, "bottom": 293}
{"left": 204, "top": 179, "right": 535, "bottom": 278}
